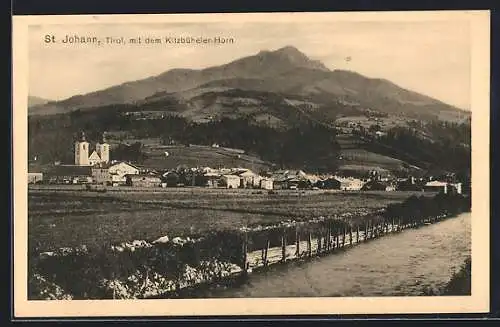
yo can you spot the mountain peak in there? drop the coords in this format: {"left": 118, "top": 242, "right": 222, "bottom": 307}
{"left": 274, "top": 45, "right": 303, "bottom": 55}
{"left": 255, "top": 45, "right": 330, "bottom": 72}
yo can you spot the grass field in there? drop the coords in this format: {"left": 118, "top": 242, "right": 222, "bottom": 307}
{"left": 108, "top": 137, "right": 272, "bottom": 171}
{"left": 28, "top": 186, "right": 432, "bottom": 252}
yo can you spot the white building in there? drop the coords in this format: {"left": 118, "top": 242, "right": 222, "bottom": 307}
{"left": 260, "top": 178, "right": 274, "bottom": 190}
{"left": 221, "top": 175, "right": 241, "bottom": 189}
{"left": 108, "top": 162, "right": 140, "bottom": 185}
{"left": 234, "top": 169, "right": 261, "bottom": 188}
{"left": 338, "top": 177, "right": 366, "bottom": 191}
{"left": 74, "top": 132, "right": 110, "bottom": 166}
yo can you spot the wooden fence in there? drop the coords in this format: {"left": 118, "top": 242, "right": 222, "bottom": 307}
{"left": 239, "top": 213, "right": 448, "bottom": 272}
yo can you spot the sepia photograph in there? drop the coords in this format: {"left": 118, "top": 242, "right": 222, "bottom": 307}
{"left": 12, "top": 11, "right": 490, "bottom": 317}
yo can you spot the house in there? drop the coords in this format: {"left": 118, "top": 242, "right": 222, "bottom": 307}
{"left": 196, "top": 172, "right": 220, "bottom": 188}
{"left": 270, "top": 170, "right": 309, "bottom": 189}
{"left": 125, "top": 174, "right": 162, "bottom": 187}
{"left": 28, "top": 172, "right": 43, "bottom": 184}
{"left": 272, "top": 177, "right": 289, "bottom": 190}
{"left": 423, "top": 180, "right": 448, "bottom": 193}
{"left": 108, "top": 162, "right": 140, "bottom": 186}
{"left": 233, "top": 169, "right": 261, "bottom": 188}
{"left": 446, "top": 183, "right": 463, "bottom": 194}
{"left": 220, "top": 174, "right": 241, "bottom": 189}
{"left": 259, "top": 178, "right": 274, "bottom": 190}
{"left": 338, "top": 177, "right": 365, "bottom": 191}
{"left": 92, "top": 166, "right": 111, "bottom": 185}
{"left": 451, "top": 182, "right": 463, "bottom": 194}
{"left": 47, "top": 165, "right": 93, "bottom": 184}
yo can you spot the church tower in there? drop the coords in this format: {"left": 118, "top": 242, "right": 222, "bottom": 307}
{"left": 96, "top": 132, "right": 110, "bottom": 164}
{"left": 74, "top": 131, "right": 90, "bottom": 166}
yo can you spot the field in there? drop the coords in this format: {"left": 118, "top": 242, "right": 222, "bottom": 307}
{"left": 107, "top": 137, "right": 272, "bottom": 171}
{"left": 336, "top": 134, "right": 418, "bottom": 174}
{"left": 28, "top": 186, "right": 432, "bottom": 252}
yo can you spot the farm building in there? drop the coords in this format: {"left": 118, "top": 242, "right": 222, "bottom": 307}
{"left": 220, "top": 174, "right": 241, "bottom": 189}
{"left": 47, "top": 165, "right": 93, "bottom": 184}
{"left": 108, "top": 162, "right": 140, "bottom": 186}
{"left": 125, "top": 174, "right": 162, "bottom": 187}
{"left": 28, "top": 172, "right": 43, "bottom": 184}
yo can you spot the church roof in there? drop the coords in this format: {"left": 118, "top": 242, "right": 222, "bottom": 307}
{"left": 88, "top": 151, "right": 102, "bottom": 161}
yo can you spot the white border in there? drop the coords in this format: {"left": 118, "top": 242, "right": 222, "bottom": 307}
{"left": 12, "top": 10, "right": 490, "bottom": 317}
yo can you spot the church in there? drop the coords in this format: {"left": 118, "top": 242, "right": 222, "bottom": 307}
{"left": 74, "top": 132, "right": 110, "bottom": 166}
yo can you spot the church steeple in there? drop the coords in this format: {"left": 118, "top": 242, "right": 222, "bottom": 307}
{"left": 75, "top": 131, "right": 90, "bottom": 166}
{"left": 96, "top": 131, "right": 110, "bottom": 164}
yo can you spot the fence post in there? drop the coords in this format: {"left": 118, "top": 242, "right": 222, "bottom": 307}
{"left": 327, "top": 226, "right": 331, "bottom": 251}
{"left": 308, "top": 232, "right": 312, "bottom": 257}
{"left": 365, "top": 221, "right": 369, "bottom": 241}
{"left": 342, "top": 227, "right": 346, "bottom": 247}
{"left": 242, "top": 231, "right": 248, "bottom": 272}
{"left": 264, "top": 238, "right": 269, "bottom": 266}
{"left": 295, "top": 226, "right": 300, "bottom": 258}
{"left": 356, "top": 225, "right": 360, "bottom": 243}
{"left": 317, "top": 233, "right": 322, "bottom": 256}
{"left": 281, "top": 229, "right": 286, "bottom": 263}
{"left": 336, "top": 228, "right": 340, "bottom": 248}
{"left": 349, "top": 227, "right": 353, "bottom": 245}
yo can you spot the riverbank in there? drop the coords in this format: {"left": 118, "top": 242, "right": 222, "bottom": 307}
{"left": 28, "top": 192, "right": 470, "bottom": 300}
{"left": 423, "top": 257, "right": 471, "bottom": 296}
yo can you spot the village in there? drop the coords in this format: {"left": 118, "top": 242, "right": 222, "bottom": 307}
{"left": 27, "top": 131, "right": 466, "bottom": 195}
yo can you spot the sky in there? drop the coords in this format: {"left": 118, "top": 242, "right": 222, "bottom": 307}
{"left": 28, "top": 19, "right": 471, "bottom": 109}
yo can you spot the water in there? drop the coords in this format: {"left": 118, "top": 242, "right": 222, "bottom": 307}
{"left": 204, "top": 213, "right": 471, "bottom": 297}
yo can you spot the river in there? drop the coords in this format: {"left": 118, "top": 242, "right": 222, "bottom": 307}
{"left": 198, "top": 212, "right": 471, "bottom": 297}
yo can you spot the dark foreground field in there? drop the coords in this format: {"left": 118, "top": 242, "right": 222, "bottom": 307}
{"left": 28, "top": 186, "right": 431, "bottom": 252}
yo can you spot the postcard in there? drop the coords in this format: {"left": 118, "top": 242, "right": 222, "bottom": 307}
{"left": 12, "top": 10, "right": 490, "bottom": 317}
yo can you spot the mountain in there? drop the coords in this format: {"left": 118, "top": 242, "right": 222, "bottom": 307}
{"left": 28, "top": 96, "right": 51, "bottom": 108}
{"left": 29, "top": 45, "right": 469, "bottom": 122}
